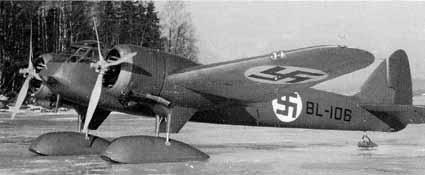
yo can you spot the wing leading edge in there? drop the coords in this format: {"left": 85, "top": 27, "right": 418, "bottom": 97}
{"left": 167, "top": 45, "right": 374, "bottom": 103}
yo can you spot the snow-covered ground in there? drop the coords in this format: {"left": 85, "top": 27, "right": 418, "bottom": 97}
{"left": 0, "top": 97, "right": 424, "bottom": 174}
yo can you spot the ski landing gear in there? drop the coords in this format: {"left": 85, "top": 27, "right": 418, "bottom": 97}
{"left": 358, "top": 131, "right": 378, "bottom": 148}
{"left": 29, "top": 131, "right": 110, "bottom": 156}
{"left": 100, "top": 104, "right": 209, "bottom": 163}
{"left": 29, "top": 100, "right": 209, "bottom": 163}
{"left": 29, "top": 110, "right": 111, "bottom": 156}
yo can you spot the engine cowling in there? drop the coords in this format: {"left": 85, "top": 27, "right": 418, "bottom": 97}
{"left": 31, "top": 84, "right": 58, "bottom": 109}
{"left": 97, "top": 45, "right": 167, "bottom": 115}
{"left": 103, "top": 45, "right": 165, "bottom": 100}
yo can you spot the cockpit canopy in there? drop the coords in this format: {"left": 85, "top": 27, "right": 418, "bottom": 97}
{"left": 65, "top": 40, "right": 105, "bottom": 63}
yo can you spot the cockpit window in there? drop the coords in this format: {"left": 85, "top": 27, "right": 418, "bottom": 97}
{"left": 64, "top": 47, "right": 78, "bottom": 55}
{"left": 78, "top": 58, "right": 94, "bottom": 63}
{"left": 68, "top": 56, "right": 79, "bottom": 63}
{"left": 74, "top": 48, "right": 88, "bottom": 56}
{"left": 67, "top": 48, "right": 89, "bottom": 63}
{"left": 78, "top": 50, "right": 98, "bottom": 63}
{"left": 86, "top": 49, "right": 98, "bottom": 58}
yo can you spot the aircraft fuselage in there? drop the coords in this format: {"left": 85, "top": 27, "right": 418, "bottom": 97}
{"left": 38, "top": 45, "right": 402, "bottom": 133}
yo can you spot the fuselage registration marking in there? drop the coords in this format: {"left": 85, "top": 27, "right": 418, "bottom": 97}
{"left": 245, "top": 65, "right": 328, "bottom": 84}
{"left": 305, "top": 101, "right": 352, "bottom": 122}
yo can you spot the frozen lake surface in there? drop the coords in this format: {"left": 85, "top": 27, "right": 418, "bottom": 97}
{"left": 0, "top": 96, "right": 425, "bottom": 174}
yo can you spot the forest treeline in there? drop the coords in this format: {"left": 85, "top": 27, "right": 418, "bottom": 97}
{"left": 0, "top": 1, "right": 197, "bottom": 98}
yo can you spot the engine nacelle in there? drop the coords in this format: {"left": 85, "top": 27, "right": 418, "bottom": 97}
{"left": 33, "top": 84, "right": 53, "bottom": 99}
{"left": 104, "top": 45, "right": 198, "bottom": 98}
{"left": 32, "top": 85, "right": 57, "bottom": 109}
{"left": 102, "top": 45, "right": 202, "bottom": 112}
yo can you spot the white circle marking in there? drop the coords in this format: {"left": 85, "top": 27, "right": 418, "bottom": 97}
{"left": 272, "top": 92, "right": 302, "bottom": 122}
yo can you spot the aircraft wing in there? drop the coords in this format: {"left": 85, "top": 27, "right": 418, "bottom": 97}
{"left": 167, "top": 45, "right": 374, "bottom": 103}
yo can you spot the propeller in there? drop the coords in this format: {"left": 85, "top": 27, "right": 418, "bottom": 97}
{"left": 54, "top": 94, "right": 60, "bottom": 113}
{"left": 11, "top": 25, "right": 41, "bottom": 119}
{"left": 82, "top": 18, "right": 136, "bottom": 138}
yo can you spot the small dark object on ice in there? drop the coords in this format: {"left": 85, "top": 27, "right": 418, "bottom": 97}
{"left": 358, "top": 134, "right": 378, "bottom": 148}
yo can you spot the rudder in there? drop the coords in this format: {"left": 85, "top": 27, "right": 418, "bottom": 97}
{"left": 388, "top": 50, "right": 412, "bottom": 105}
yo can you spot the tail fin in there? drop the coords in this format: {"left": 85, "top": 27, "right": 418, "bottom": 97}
{"left": 355, "top": 50, "right": 412, "bottom": 105}
{"left": 388, "top": 50, "right": 412, "bottom": 104}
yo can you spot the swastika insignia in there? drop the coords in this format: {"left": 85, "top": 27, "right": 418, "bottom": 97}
{"left": 272, "top": 92, "right": 302, "bottom": 122}
{"left": 245, "top": 65, "right": 328, "bottom": 84}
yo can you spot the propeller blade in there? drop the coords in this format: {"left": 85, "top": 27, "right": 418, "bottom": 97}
{"left": 93, "top": 18, "right": 104, "bottom": 62}
{"left": 11, "top": 24, "right": 36, "bottom": 119}
{"left": 82, "top": 73, "right": 104, "bottom": 138}
{"left": 11, "top": 77, "right": 31, "bottom": 119}
{"left": 28, "top": 25, "right": 34, "bottom": 71}
{"left": 107, "top": 52, "right": 137, "bottom": 67}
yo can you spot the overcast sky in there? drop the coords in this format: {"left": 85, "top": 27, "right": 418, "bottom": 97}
{"left": 158, "top": 1, "right": 425, "bottom": 92}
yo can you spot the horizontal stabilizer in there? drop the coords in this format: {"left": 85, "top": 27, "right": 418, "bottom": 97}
{"left": 361, "top": 104, "right": 425, "bottom": 124}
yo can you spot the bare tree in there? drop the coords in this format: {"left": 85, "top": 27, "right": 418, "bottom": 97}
{"left": 159, "top": 0, "right": 198, "bottom": 62}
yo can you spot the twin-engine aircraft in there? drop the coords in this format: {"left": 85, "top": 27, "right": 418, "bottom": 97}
{"left": 9, "top": 23, "right": 425, "bottom": 163}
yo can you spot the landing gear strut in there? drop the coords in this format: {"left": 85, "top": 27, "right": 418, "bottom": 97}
{"left": 155, "top": 114, "right": 161, "bottom": 137}
{"left": 77, "top": 114, "right": 83, "bottom": 132}
{"left": 153, "top": 108, "right": 172, "bottom": 145}
{"left": 165, "top": 112, "right": 172, "bottom": 145}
